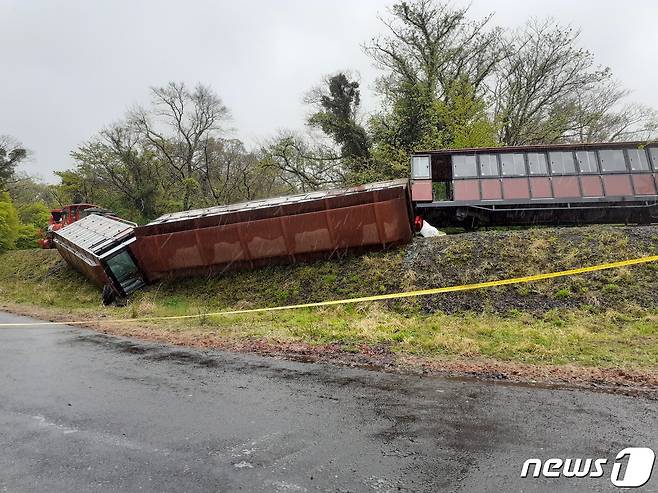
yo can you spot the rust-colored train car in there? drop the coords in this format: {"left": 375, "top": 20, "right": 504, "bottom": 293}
{"left": 130, "top": 179, "right": 414, "bottom": 282}
{"left": 410, "top": 141, "right": 658, "bottom": 228}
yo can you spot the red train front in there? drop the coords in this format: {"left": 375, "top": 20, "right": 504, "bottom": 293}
{"left": 38, "top": 203, "right": 98, "bottom": 248}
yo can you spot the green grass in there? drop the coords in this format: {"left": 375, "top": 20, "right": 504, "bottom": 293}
{"left": 73, "top": 303, "right": 658, "bottom": 368}
{"left": 1, "top": 224, "right": 657, "bottom": 371}
{"left": 286, "top": 308, "right": 653, "bottom": 367}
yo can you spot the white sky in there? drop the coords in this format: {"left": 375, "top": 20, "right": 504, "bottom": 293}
{"left": 2, "top": 0, "right": 657, "bottom": 182}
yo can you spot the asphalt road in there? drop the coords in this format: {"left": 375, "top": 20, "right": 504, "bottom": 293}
{"left": 0, "top": 311, "right": 656, "bottom": 492}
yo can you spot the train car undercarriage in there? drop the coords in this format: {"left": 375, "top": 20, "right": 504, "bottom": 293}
{"left": 417, "top": 200, "right": 658, "bottom": 229}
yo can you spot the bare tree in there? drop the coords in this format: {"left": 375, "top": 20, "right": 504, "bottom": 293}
{"left": 491, "top": 20, "right": 658, "bottom": 145}
{"left": 492, "top": 20, "right": 610, "bottom": 145}
{"left": 567, "top": 81, "right": 658, "bottom": 142}
{"left": 68, "top": 81, "right": 285, "bottom": 218}
{"left": 259, "top": 132, "right": 345, "bottom": 192}
{"left": 6, "top": 172, "right": 53, "bottom": 205}
{"left": 130, "top": 82, "right": 230, "bottom": 210}
{"left": 72, "top": 123, "right": 160, "bottom": 219}
{"left": 0, "top": 136, "right": 28, "bottom": 190}
{"left": 198, "top": 137, "right": 280, "bottom": 204}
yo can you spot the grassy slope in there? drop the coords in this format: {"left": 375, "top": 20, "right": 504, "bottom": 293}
{"left": 0, "top": 225, "right": 657, "bottom": 370}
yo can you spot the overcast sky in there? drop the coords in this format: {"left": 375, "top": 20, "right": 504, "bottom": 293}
{"left": 2, "top": 0, "right": 657, "bottom": 182}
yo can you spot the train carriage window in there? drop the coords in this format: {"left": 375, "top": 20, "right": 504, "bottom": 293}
{"left": 105, "top": 250, "right": 145, "bottom": 294}
{"left": 650, "top": 148, "right": 658, "bottom": 171}
{"left": 411, "top": 155, "right": 431, "bottom": 178}
{"left": 479, "top": 154, "right": 499, "bottom": 176}
{"left": 627, "top": 148, "right": 650, "bottom": 171}
{"left": 527, "top": 153, "right": 548, "bottom": 175}
{"left": 452, "top": 155, "right": 477, "bottom": 178}
{"left": 500, "top": 153, "right": 526, "bottom": 176}
{"left": 549, "top": 152, "right": 576, "bottom": 175}
{"left": 598, "top": 149, "right": 627, "bottom": 172}
{"left": 575, "top": 151, "right": 598, "bottom": 173}
{"left": 432, "top": 182, "right": 451, "bottom": 201}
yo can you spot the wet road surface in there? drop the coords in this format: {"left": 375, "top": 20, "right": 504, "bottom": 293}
{"left": 0, "top": 311, "right": 656, "bottom": 492}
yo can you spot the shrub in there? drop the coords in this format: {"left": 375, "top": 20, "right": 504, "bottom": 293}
{"left": 0, "top": 192, "right": 19, "bottom": 251}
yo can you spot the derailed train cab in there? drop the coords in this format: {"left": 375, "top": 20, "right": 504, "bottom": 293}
{"left": 410, "top": 141, "right": 658, "bottom": 228}
{"left": 52, "top": 214, "right": 146, "bottom": 302}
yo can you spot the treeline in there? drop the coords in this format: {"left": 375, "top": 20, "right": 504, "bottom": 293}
{"left": 2, "top": 0, "right": 656, "bottom": 249}
{"left": 0, "top": 135, "right": 52, "bottom": 250}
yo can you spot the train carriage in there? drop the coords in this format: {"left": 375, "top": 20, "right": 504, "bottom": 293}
{"left": 53, "top": 180, "right": 414, "bottom": 300}
{"left": 410, "top": 141, "right": 658, "bottom": 228}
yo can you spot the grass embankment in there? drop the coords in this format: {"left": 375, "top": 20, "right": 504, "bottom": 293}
{"left": 0, "top": 225, "right": 657, "bottom": 376}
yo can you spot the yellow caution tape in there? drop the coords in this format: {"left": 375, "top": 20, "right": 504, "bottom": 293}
{"left": 1, "top": 254, "right": 657, "bottom": 327}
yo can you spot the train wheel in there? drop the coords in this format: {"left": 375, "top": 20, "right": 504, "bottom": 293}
{"left": 102, "top": 284, "right": 116, "bottom": 306}
{"left": 462, "top": 216, "right": 480, "bottom": 231}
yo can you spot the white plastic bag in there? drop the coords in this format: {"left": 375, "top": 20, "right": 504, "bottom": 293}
{"left": 419, "top": 220, "right": 444, "bottom": 237}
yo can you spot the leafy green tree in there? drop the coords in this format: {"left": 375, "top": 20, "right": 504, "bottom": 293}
{"left": 0, "top": 192, "right": 20, "bottom": 251}
{"left": 369, "top": 79, "right": 497, "bottom": 179}
{"left": 52, "top": 168, "right": 98, "bottom": 205}
{"left": 307, "top": 73, "right": 370, "bottom": 160}
{"left": 305, "top": 73, "right": 373, "bottom": 184}
{"left": 435, "top": 79, "right": 498, "bottom": 149}
{"left": 370, "top": 81, "right": 443, "bottom": 153}
{"left": 16, "top": 202, "right": 51, "bottom": 230}
{"left": 364, "top": 0, "right": 503, "bottom": 103}
{"left": 368, "top": 82, "right": 443, "bottom": 180}
{"left": 5, "top": 174, "right": 53, "bottom": 250}
{"left": 364, "top": 1, "right": 501, "bottom": 178}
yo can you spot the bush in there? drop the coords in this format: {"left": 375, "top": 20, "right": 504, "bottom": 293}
{"left": 0, "top": 192, "right": 20, "bottom": 251}
{"left": 15, "top": 224, "right": 40, "bottom": 249}
{"left": 17, "top": 202, "right": 51, "bottom": 230}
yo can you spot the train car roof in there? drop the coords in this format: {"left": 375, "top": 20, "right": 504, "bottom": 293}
{"left": 414, "top": 140, "right": 657, "bottom": 156}
{"left": 145, "top": 179, "right": 409, "bottom": 226}
{"left": 54, "top": 214, "right": 136, "bottom": 257}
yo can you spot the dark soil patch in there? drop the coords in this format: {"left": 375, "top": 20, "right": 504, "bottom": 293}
{"left": 400, "top": 225, "right": 658, "bottom": 314}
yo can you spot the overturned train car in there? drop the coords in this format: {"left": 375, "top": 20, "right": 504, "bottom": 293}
{"left": 53, "top": 180, "right": 414, "bottom": 298}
